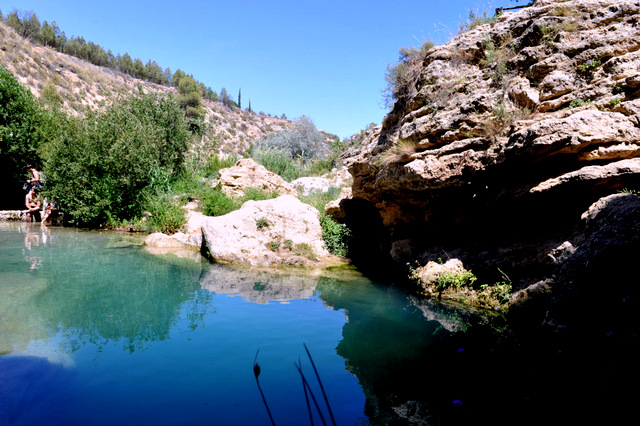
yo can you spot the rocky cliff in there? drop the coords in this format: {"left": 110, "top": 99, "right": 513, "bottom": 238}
{"left": 333, "top": 0, "right": 640, "bottom": 316}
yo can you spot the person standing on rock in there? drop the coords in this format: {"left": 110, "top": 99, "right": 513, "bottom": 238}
{"left": 24, "top": 164, "right": 41, "bottom": 192}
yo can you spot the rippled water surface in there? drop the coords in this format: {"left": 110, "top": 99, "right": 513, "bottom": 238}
{"left": 1, "top": 222, "right": 506, "bottom": 425}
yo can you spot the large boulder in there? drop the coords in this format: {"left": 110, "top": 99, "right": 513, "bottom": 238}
{"left": 201, "top": 195, "right": 345, "bottom": 267}
{"left": 215, "top": 158, "right": 296, "bottom": 198}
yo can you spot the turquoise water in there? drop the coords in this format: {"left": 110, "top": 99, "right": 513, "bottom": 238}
{"left": 0, "top": 222, "right": 505, "bottom": 425}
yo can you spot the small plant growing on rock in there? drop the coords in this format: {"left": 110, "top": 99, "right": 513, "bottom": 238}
{"left": 383, "top": 40, "right": 435, "bottom": 107}
{"left": 266, "top": 240, "right": 280, "bottom": 252}
{"left": 255, "top": 217, "right": 270, "bottom": 231}
{"left": 375, "top": 139, "right": 418, "bottom": 167}
{"left": 576, "top": 55, "right": 603, "bottom": 74}
{"left": 569, "top": 98, "right": 592, "bottom": 109}
{"left": 435, "top": 270, "right": 477, "bottom": 293}
{"left": 283, "top": 239, "right": 294, "bottom": 251}
{"left": 610, "top": 97, "right": 622, "bottom": 107}
{"left": 293, "top": 242, "right": 317, "bottom": 261}
{"left": 459, "top": 9, "right": 498, "bottom": 33}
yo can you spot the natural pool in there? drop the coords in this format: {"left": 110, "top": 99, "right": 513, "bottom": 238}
{"left": 1, "top": 222, "right": 516, "bottom": 425}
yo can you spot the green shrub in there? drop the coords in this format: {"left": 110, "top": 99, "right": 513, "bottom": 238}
{"left": 293, "top": 242, "right": 317, "bottom": 260}
{"left": 569, "top": 98, "right": 592, "bottom": 108}
{"left": 144, "top": 192, "right": 187, "bottom": 234}
{"left": 435, "top": 270, "right": 477, "bottom": 293}
{"left": 576, "top": 56, "right": 603, "bottom": 74}
{"left": 266, "top": 240, "right": 280, "bottom": 252}
{"left": 255, "top": 217, "right": 270, "bottom": 230}
{"left": 243, "top": 187, "right": 279, "bottom": 202}
{"left": 43, "top": 92, "right": 191, "bottom": 226}
{"left": 0, "top": 65, "right": 45, "bottom": 186}
{"left": 201, "top": 154, "right": 237, "bottom": 179}
{"left": 201, "top": 187, "right": 241, "bottom": 216}
{"left": 298, "top": 186, "right": 341, "bottom": 212}
{"left": 251, "top": 146, "right": 303, "bottom": 182}
{"left": 383, "top": 40, "right": 434, "bottom": 107}
{"left": 319, "top": 214, "right": 352, "bottom": 257}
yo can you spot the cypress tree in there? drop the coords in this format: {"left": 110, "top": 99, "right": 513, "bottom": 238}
{"left": 238, "top": 88, "right": 242, "bottom": 110}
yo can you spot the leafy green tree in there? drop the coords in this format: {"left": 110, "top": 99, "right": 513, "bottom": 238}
{"left": 220, "top": 87, "right": 231, "bottom": 107}
{"left": 132, "top": 58, "right": 145, "bottom": 79}
{"left": 5, "top": 9, "right": 41, "bottom": 40}
{"left": 0, "top": 66, "right": 47, "bottom": 207}
{"left": 44, "top": 92, "right": 191, "bottom": 226}
{"left": 39, "top": 20, "right": 55, "bottom": 46}
{"left": 237, "top": 88, "right": 241, "bottom": 109}
{"left": 117, "top": 53, "right": 135, "bottom": 75}
{"left": 172, "top": 69, "right": 186, "bottom": 88}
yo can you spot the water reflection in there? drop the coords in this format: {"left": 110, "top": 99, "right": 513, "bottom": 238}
{"left": 1, "top": 225, "right": 211, "bottom": 355}
{"left": 1, "top": 223, "right": 514, "bottom": 424}
{"left": 20, "top": 223, "right": 50, "bottom": 270}
{"left": 199, "top": 264, "right": 322, "bottom": 303}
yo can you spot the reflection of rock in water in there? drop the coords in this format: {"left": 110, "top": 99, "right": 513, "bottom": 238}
{"left": 199, "top": 264, "right": 322, "bottom": 304}
{"left": 409, "top": 296, "right": 503, "bottom": 334}
{"left": 320, "top": 279, "right": 511, "bottom": 425}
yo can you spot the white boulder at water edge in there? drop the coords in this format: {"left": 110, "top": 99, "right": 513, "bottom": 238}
{"left": 200, "top": 195, "right": 342, "bottom": 267}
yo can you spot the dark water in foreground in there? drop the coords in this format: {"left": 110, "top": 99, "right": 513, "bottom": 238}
{"left": 6, "top": 222, "right": 616, "bottom": 425}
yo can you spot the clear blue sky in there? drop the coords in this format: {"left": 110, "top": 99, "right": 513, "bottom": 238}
{"left": 1, "top": 0, "right": 501, "bottom": 139}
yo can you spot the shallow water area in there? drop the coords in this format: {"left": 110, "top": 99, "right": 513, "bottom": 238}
{"left": 0, "top": 222, "right": 508, "bottom": 425}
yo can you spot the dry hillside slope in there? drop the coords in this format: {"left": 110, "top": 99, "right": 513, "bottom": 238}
{"left": 0, "top": 20, "right": 294, "bottom": 153}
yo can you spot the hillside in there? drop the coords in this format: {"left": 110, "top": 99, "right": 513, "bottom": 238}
{"left": 0, "top": 20, "right": 295, "bottom": 154}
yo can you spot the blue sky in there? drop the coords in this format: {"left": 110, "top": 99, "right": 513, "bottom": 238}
{"left": 1, "top": 0, "right": 501, "bottom": 139}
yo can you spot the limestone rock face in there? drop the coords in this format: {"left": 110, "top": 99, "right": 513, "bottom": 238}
{"left": 215, "top": 158, "right": 296, "bottom": 198}
{"left": 289, "top": 177, "right": 332, "bottom": 196}
{"left": 290, "top": 166, "right": 353, "bottom": 195}
{"left": 333, "top": 0, "right": 640, "bottom": 289}
{"left": 201, "top": 195, "right": 343, "bottom": 267}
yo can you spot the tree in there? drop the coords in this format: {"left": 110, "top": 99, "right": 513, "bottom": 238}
{"left": 5, "top": 9, "right": 41, "bottom": 40}
{"left": 0, "top": 66, "right": 45, "bottom": 207}
{"left": 172, "top": 69, "right": 186, "bottom": 88}
{"left": 39, "top": 20, "right": 55, "bottom": 47}
{"left": 237, "top": 88, "right": 242, "bottom": 110}
{"left": 118, "top": 53, "right": 134, "bottom": 75}
{"left": 44, "top": 92, "right": 191, "bottom": 226}
{"left": 220, "top": 87, "right": 232, "bottom": 107}
{"left": 254, "top": 115, "right": 328, "bottom": 162}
